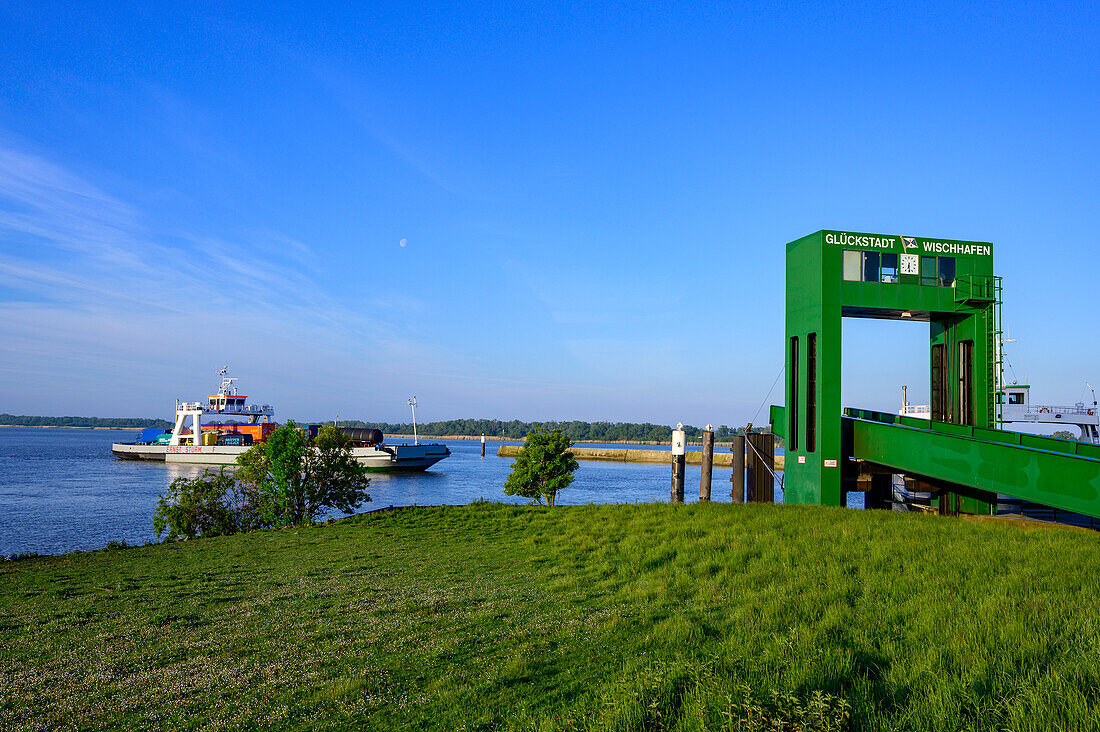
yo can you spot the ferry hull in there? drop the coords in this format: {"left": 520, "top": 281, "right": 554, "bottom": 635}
{"left": 110, "top": 442, "right": 451, "bottom": 471}
{"left": 361, "top": 444, "right": 451, "bottom": 472}
{"left": 111, "top": 443, "right": 166, "bottom": 461}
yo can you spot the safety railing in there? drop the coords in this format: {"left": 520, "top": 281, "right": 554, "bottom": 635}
{"left": 954, "top": 274, "right": 1001, "bottom": 306}
{"left": 1019, "top": 404, "right": 1097, "bottom": 416}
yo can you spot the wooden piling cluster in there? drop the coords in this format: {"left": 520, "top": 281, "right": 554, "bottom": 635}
{"left": 730, "top": 431, "right": 776, "bottom": 503}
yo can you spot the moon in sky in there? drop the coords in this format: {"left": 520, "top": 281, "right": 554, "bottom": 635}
{"left": 399, "top": 238, "right": 407, "bottom": 248}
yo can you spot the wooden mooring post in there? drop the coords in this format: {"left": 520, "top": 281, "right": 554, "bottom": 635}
{"left": 480, "top": 434, "right": 486, "bottom": 457}
{"left": 699, "top": 424, "right": 714, "bottom": 501}
{"left": 671, "top": 423, "right": 686, "bottom": 504}
{"left": 730, "top": 434, "right": 745, "bottom": 503}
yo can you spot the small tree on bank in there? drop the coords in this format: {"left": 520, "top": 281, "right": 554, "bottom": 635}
{"left": 237, "top": 422, "right": 371, "bottom": 526}
{"left": 504, "top": 427, "right": 578, "bottom": 507}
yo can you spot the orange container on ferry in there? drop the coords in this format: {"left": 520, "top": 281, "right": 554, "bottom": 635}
{"left": 202, "top": 423, "right": 277, "bottom": 441}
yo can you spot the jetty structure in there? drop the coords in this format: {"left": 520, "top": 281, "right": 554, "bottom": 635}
{"left": 770, "top": 230, "right": 1100, "bottom": 518}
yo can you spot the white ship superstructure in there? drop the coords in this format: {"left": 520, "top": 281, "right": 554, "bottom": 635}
{"left": 998, "top": 383, "right": 1099, "bottom": 443}
{"left": 899, "top": 383, "right": 1100, "bottom": 444}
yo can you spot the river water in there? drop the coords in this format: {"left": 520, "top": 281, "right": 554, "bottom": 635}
{"left": 0, "top": 428, "right": 795, "bottom": 557}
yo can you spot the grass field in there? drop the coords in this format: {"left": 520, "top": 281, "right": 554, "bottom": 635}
{"left": 3, "top": 502, "right": 1100, "bottom": 730}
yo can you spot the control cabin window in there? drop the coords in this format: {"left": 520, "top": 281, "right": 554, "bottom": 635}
{"left": 939, "top": 256, "right": 956, "bottom": 287}
{"left": 862, "top": 251, "right": 880, "bottom": 282}
{"left": 880, "top": 253, "right": 898, "bottom": 283}
{"left": 920, "top": 256, "right": 938, "bottom": 286}
{"left": 1008, "top": 392, "right": 1025, "bottom": 405}
{"left": 842, "top": 250, "right": 861, "bottom": 281}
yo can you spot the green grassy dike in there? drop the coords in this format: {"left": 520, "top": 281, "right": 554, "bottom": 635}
{"left": 3, "top": 503, "right": 1100, "bottom": 731}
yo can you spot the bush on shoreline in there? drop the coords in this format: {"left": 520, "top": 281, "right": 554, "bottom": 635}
{"left": 153, "top": 423, "right": 371, "bottom": 540}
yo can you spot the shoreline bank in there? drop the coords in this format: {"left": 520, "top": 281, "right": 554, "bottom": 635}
{"left": 498, "top": 445, "right": 786, "bottom": 470}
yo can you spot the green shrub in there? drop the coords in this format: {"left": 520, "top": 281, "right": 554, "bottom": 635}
{"left": 504, "top": 427, "right": 578, "bottom": 506}
{"left": 153, "top": 469, "right": 252, "bottom": 541}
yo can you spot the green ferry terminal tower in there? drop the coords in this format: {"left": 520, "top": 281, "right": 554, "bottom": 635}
{"left": 772, "top": 230, "right": 1100, "bottom": 519}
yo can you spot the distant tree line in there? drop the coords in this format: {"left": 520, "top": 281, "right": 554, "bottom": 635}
{"left": 0, "top": 414, "right": 173, "bottom": 429}
{"left": 2, "top": 412, "right": 784, "bottom": 446}
{"left": 330, "top": 418, "right": 778, "bottom": 445}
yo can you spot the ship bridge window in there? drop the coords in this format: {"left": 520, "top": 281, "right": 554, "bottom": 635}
{"left": 1008, "top": 392, "right": 1025, "bottom": 405}
{"left": 880, "top": 253, "right": 898, "bottom": 283}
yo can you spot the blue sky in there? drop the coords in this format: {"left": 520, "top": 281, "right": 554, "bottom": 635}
{"left": 1, "top": 1, "right": 1098, "bottom": 425}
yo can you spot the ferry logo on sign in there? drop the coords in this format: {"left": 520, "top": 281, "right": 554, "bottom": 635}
{"left": 901, "top": 237, "right": 918, "bottom": 250}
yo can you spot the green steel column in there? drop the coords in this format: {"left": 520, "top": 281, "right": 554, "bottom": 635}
{"left": 784, "top": 232, "right": 844, "bottom": 507}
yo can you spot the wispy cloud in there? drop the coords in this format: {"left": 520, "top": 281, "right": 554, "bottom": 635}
{"left": 0, "top": 138, "right": 465, "bottom": 416}
{"left": 304, "top": 59, "right": 489, "bottom": 201}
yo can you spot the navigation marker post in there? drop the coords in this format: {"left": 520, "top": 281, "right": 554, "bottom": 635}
{"left": 671, "top": 423, "right": 686, "bottom": 504}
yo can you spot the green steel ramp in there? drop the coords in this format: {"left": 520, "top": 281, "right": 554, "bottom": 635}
{"left": 770, "top": 405, "right": 1100, "bottom": 519}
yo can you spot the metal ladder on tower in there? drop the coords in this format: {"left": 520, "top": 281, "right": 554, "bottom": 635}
{"left": 986, "top": 278, "right": 1004, "bottom": 428}
{"left": 953, "top": 274, "right": 1004, "bottom": 428}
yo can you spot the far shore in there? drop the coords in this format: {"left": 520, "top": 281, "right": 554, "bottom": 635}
{"left": 1, "top": 425, "right": 773, "bottom": 448}
{"left": 387, "top": 433, "right": 756, "bottom": 447}
{"left": 0, "top": 424, "right": 158, "bottom": 430}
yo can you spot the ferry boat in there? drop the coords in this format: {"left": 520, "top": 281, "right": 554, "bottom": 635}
{"left": 110, "top": 368, "right": 450, "bottom": 471}
{"left": 900, "top": 380, "right": 1100, "bottom": 444}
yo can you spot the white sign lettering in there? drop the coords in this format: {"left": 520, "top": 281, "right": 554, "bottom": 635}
{"left": 921, "top": 241, "right": 992, "bottom": 256}
{"left": 826, "top": 232, "right": 991, "bottom": 257}
{"left": 825, "top": 232, "right": 896, "bottom": 249}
